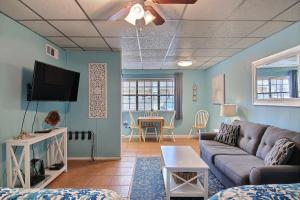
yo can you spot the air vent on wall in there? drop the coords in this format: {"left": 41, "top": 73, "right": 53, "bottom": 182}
{"left": 46, "top": 44, "right": 59, "bottom": 60}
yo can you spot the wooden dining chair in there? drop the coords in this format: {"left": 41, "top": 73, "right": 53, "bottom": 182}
{"left": 162, "top": 111, "right": 176, "bottom": 142}
{"left": 143, "top": 111, "right": 159, "bottom": 141}
{"left": 189, "top": 110, "right": 209, "bottom": 138}
{"left": 129, "top": 111, "right": 145, "bottom": 142}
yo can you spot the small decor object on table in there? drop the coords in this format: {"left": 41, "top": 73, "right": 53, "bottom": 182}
{"left": 45, "top": 110, "right": 60, "bottom": 128}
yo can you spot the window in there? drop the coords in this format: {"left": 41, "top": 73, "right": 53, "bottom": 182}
{"left": 257, "top": 76, "right": 290, "bottom": 99}
{"left": 122, "top": 79, "right": 174, "bottom": 111}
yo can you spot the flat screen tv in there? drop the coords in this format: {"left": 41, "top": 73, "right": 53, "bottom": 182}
{"left": 29, "top": 61, "right": 80, "bottom": 101}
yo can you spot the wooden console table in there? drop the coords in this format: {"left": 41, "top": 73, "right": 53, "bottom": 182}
{"left": 6, "top": 128, "right": 67, "bottom": 189}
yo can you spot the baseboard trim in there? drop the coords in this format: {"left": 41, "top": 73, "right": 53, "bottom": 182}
{"left": 68, "top": 157, "right": 121, "bottom": 161}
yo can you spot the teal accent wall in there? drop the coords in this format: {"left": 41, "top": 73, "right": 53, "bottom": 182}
{"left": 205, "top": 21, "right": 300, "bottom": 132}
{"left": 0, "top": 13, "right": 66, "bottom": 186}
{"left": 121, "top": 69, "right": 207, "bottom": 135}
{"left": 65, "top": 51, "right": 121, "bottom": 158}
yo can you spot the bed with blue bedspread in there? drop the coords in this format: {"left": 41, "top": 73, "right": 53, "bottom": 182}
{"left": 210, "top": 183, "right": 300, "bottom": 200}
{"left": 0, "top": 188, "right": 122, "bottom": 200}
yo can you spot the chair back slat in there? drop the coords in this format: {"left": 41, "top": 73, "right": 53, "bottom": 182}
{"left": 194, "top": 110, "right": 209, "bottom": 127}
{"left": 129, "top": 111, "right": 136, "bottom": 127}
{"left": 169, "top": 111, "right": 176, "bottom": 128}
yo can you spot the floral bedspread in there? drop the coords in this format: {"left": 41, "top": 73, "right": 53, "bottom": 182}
{"left": 0, "top": 188, "right": 122, "bottom": 200}
{"left": 210, "top": 183, "right": 300, "bottom": 200}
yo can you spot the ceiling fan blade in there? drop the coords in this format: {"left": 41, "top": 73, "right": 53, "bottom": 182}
{"left": 108, "top": 7, "right": 130, "bottom": 21}
{"left": 153, "top": 0, "right": 197, "bottom": 4}
{"left": 144, "top": 6, "right": 165, "bottom": 25}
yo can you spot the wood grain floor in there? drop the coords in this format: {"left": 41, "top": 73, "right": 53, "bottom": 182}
{"left": 48, "top": 138, "right": 200, "bottom": 198}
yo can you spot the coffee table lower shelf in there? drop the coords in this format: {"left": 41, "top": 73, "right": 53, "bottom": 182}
{"left": 162, "top": 167, "right": 208, "bottom": 199}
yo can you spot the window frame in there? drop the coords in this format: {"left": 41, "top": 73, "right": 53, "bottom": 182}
{"left": 122, "top": 78, "right": 175, "bottom": 111}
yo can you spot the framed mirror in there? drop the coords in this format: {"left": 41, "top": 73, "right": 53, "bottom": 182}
{"left": 252, "top": 45, "right": 300, "bottom": 107}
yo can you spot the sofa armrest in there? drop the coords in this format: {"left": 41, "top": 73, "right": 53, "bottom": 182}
{"left": 201, "top": 132, "right": 217, "bottom": 140}
{"left": 249, "top": 165, "right": 300, "bottom": 185}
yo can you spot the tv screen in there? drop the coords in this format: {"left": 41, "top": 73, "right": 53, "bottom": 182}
{"left": 30, "top": 61, "right": 80, "bottom": 101}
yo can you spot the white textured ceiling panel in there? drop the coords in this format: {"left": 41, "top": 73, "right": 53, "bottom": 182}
{"left": 171, "top": 38, "right": 208, "bottom": 49}
{"left": 156, "top": 4, "right": 185, "bottom": 20}
{"left": 141, "top": 49, "right": 167, "bottom": 58}
{"left": 77, "top": 0, "right": 126, "bottom": 20}
{"left": 167, "top": 48, "right": 196, "bottom": 57}
{"left": 231, "top": 37, "right": 263, "bottom": 48}
{"left": 204, "top": 37, "right": 241, "bottom": 48}
{"left": 20, "top": 21, "right": 63, "bottom": 36}
{"left": 94, "top": 21, "right": 135, "bottom": 37}
{"left": 202, "top": 60, "right": 220, "bottom": 68}
{"left": 70, "top": 37, "right": 108, "bottom": 48}
{"left": 274, "top": 2, "right": 300, "bottom": 21}
{"left": 177, "top": 21, "right": 223, "bottom": 37}
{"left": 0, "top": 0, "right": 40, "bottom": 20}
{"left": 215, "top": 21, "right": 266, "bottom": 37}
{"left": 138, "top": 21, "right": 178, "bottom": 37}
{"left": 217, "top": 48, "right": 243, "bottom": 57}
{"left": 106, "top": 37, "right": 138, "bottom": 51}
{"left": 50, "top": 21, "right": 99, "bottom": 37}
{"left": 123, "top": 62, "right": 142, "bottom": 69}
{"left": 139, "top": 36, "right": 172, "bottom": 49}
{"left": 229, "top": 0, "right": 299, "bottom": 20}
{"left": 123, "top": 55, "right": 141, "bottom": 63}
{"left": 64, "top": 47, "right": 82, "bottom": 51}
{"left": 193, "top": 49, "right": 222, "bottom": 56}
{"left": 22, "top": 0, "right": 87, "bottom": 19}
{"left": 249, "top": 21, "right": 293, "bottom": 37}
{"left": 210, "top": 57, "right": 228, "bottom": 62}
{"left": 47, "top": 37, "right": 77, "bottom": 47}
{"left": 122, "top": 50, "right": 140, "bottom": 57}
{"left": 183, "top": 0, "right": 243, "bottom": 20}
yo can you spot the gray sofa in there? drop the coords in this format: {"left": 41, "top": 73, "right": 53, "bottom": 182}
{"left": 200, "top": 120, "right": 300, "bottom": 188}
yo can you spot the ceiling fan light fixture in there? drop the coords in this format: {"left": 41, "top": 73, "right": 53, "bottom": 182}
{"left": 125, "top": 3, "right": 145, "bottom": 25}
{"left": 144, "top": 10, "right": 156, "bottom": 25}
{"left": 177, "top": 60, "right": 193, "bottom": 67}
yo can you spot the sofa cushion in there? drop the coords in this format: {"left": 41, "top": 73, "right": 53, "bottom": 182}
{"left": 215, "top": 123, "right": 240, "bottom": 146}
{"left": 200, "top": 140, "right": 248, "bottom": 164}
{"left": 232, "top": 120, "right": 268, "bottom": 155}
{"left": 214, "top": 155, "right": 265, "bottom": 185}
{"left": 256, "top": 126, "right": 300, "bottom": 165}
{"left": 264, "top": 138, "right": 296, "bottom": 165}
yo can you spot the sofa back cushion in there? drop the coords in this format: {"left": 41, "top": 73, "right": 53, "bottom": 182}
{"left": 232, "top": 120, "right": 268, "bottom": 155}
{"left": 256, "top": 126, "right": 300, "bottom": 165}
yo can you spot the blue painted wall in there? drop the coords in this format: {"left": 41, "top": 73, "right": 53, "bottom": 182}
{"left": 66, "top": 51, "right": 121, "bottom": 158}
{"left": 121, "top": 69, "right": 207, "bottom": 135}
{"left": 0, "top": 13, "right": 66, "bottom": 186}
{"left": 204, "top": 21, "right": 300, "bottom": 132}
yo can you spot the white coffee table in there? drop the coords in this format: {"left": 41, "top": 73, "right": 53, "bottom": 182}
{"left": 161, "top": 146, "right": 209, "bottom": 200}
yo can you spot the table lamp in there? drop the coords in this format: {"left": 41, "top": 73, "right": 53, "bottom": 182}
{"left": 220, "top": 104, "right": 237, "bottom": 123}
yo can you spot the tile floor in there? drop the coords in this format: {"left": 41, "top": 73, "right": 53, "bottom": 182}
{"left": 48, "top": 138, "right": 200, "bottom": 198}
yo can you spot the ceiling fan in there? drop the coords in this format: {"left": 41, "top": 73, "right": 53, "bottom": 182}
{"left": 109, "top": 0, "right": 198, "bottom": 26}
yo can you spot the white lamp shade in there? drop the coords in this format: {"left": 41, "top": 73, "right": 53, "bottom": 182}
{"left": 220, "top": 104, "right": 237, "bottom": 117}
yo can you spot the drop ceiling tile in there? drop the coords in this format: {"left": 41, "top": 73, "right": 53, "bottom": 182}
{"left": 0, "top": 0, "right": 41, "bottom": 20}
{"left": 156, "top": 4, "right": 185, "bottom": 20}
{"left": 64, "top": 47, "right": 82, "bottom": 51}
{"left": 167, "top": 48, "right": 195, "bottom": 57}
{"left": 84, "top": 47, "right": 110, "bottom": 51}
{"left": 122, "top": 50, "right": 140, "bottom": 57}
{"left": 202, "top": 61, "right": 219, "bottom": 68}
{"left": 183, "top": 0, "right": 243, "bottom": 20}
{"left": 139, "top": 36, "right": 172, "bottom": 49}
{"left": 193, "top": 49, "right": 222, "bottom": 56}
{"left": 229, "top": 0, "right": 299, "bottom": 20}
{"left": 50, "top": 21, "right": 99, "bottom": 36}
{"left": 217, "top": 48, "right": 243, "bottom": 57}
{"left": 142, "top": 62, "right": 164, "bottom": 69}
{"left": 177, "top": 21, "right": 223, "bottom": 37}
{"left": 274, "top": 2, "right": 300, "bottom": 21}
{"left": 139, "top": 21, "right": 178, "bottom": 37}
{"left": 249, "top": 21, "right": 293, "bottom": 37}
{"left": 94, "top": 21, "right": 136, "bottom": 37}
{"left": 215, "top": 21, "right": 265, "bottom": 37}
{"left": 123, "top": 55, "right": 141, "bottom": 63}
{"left": 70, "top": 37, "right": 108, "bottom": 48}
{"left": 77, "top": 0, "right": 126, "bottom": 20}
{"left": 204, "top": 38, "right": 241, "bottom": 48}
{"left": 22, "top": 0, "right": 87, "bottom": 19}
{"left": 47, "top": 37, "right": 77, "bottom": 47}
{"left": 166, "top": 56, "right": 211, "bottom": 63}
{"left": 231, "top": 38, "right": 263, "bottom": 48}
{"left": 141, "top": 49, "right": 167, "bottom": 58}
{"left": 171, "top": 38, "right": 208, "bottom": 49}
{"left": 210, "top": 56, "right": 228, "bottom": 62}
{"left": 123, "top": 62, "right": 142, "bottom": 69}
{"left": 20, "top": 21, "right": 63, "bottom": 36}
{"left": 106, "top": 37, "right": 138, "bottom": 51}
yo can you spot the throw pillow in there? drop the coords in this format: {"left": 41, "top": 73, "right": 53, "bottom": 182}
{"left": 214, "top": 123, "right": 240, "bottom": 146}
{"left": 264, "top": 138, "right": 295, "bottom": 166}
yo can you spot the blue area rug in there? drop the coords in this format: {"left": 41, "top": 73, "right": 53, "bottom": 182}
{"left": 130, "top": 157, "right": 225, "bottom": 200}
